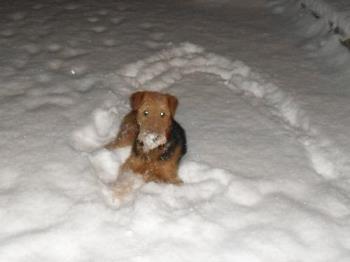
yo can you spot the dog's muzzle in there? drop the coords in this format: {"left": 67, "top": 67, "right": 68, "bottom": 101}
{"left": 137, "top": 132, "right": 167, "bottom": 152}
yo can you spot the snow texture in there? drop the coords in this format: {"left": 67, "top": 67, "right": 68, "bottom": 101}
{"left": 268, "top": 0, "right": 350, "bottom": 37}
{"left": 44, "top": 43, "right": 350, "bottom": 261}
{"left": 268, "top": 0, "right": 350, "bottom": 67}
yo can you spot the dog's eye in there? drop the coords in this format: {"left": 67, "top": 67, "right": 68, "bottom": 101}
{"left": 143, "top": 111, "right": 149, "bottom": 116}
{"left": 160, "top": 112, "right": 165, "bottom": 118}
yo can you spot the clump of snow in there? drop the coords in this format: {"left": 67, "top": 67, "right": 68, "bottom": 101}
{"left": 137, "top": 132, "right": 167, "bottom": 152}
{"left": 89, "top": 146, "right": 131, "bottom": 184}
{"left": 71, "top": 106, "right": 120, "bottom": 152}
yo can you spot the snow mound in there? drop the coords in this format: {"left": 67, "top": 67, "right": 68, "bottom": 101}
{"left": 71, "top": 106, "right": 120, "bottom": 152}
{"left": 89, "top": 147, "right": 131, "bottom": 184}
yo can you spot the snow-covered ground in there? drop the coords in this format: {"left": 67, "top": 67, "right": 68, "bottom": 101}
{"left": 269, "top": 0, "right": 350, "bottom": 40}
{"left": 1, "top": 0, "right": 350, "bottom": 261}
{"left": 268, "top": 0, "right": 350, "bottom": 69}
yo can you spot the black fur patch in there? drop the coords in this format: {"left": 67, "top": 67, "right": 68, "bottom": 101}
{"left": 160, "top": 120, "right": 187, "bottom": 161}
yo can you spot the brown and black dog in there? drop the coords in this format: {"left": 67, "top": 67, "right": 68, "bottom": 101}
{"left": 106, "top": 91, "right": 187, "bottom": 185}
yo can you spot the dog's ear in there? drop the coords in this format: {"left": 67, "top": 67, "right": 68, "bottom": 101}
{"left": 167, "top": 94, "right": 178, "bottom": 117}
{"left": 130, "top": 91, "right": 145, "bottom": 111}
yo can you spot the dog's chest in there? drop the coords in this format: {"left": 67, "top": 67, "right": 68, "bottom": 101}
{"left": 134, "top": 141, "right": 172, "bottom": 161}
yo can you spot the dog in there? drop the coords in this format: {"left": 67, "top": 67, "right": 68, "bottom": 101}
{"left": 106, "top": 91, "right": 187, "bottom": 187}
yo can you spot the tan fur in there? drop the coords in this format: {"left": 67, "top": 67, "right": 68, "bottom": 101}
{"left": 106, "top": 91, "right": 183, "bottom": 186}
{"left": 121, "top": 145, "right": 183, "bottom": 184}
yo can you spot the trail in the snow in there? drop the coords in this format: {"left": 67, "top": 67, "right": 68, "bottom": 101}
{"left": 114, "top": 42, "right": 345, "bottom": 180}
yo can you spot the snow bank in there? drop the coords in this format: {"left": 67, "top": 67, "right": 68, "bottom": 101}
{"left": 268, "top": 0, "right": 350, "bottom": 39}
{"left": 267, "top": 0, "right": 350, "bottom": 67}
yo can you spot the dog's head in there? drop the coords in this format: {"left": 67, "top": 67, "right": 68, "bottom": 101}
{"left": 130, "top": 91, "right": 178, "bottom": 152}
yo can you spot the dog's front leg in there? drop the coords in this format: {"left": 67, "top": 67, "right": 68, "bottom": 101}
{"left": 148, "top": 160, "right": 183, "bottom": 185}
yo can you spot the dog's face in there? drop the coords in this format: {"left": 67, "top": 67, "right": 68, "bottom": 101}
{"left": 131, "top": 91, "right": 178, "bottom": 152}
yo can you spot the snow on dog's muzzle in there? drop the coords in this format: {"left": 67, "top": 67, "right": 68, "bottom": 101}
{"left": 137, "top": 132, "right": 166, "bottom": 152}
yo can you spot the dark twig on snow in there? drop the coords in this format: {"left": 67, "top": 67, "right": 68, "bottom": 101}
{"left": 299, "top": 1, "right": 350, "bottom": 50}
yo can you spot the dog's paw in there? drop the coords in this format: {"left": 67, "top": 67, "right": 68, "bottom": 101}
{"left": 101, "top": 183, "right": 123, "bottom": 208}
{"left": 102, "top": 171, "right": 144, "bottom": 208}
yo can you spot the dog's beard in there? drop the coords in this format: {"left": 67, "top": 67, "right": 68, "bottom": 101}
{"left": 137, "top": 131, "right": 167, "bottom": 152}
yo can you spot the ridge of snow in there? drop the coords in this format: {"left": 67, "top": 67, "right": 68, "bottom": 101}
{"left": 115, "top": 42, "right": 344, "bottom": 179}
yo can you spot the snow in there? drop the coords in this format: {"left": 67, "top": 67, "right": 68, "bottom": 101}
{"left": 1, "top": 0, "right": 350, "bottom": 261}
{"left": 137, "top": 132, "right": 167, "bottom": 152}
{"left": 269, "top": 0, "right": 350, "bottom": 39}
{"left": 268, "top": 0, "right": 350, "bottom": 68}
